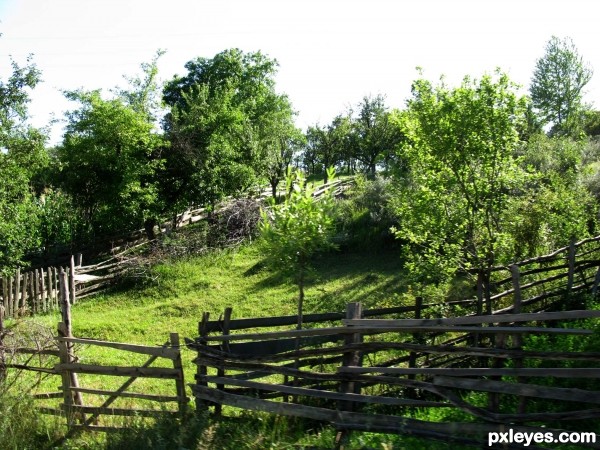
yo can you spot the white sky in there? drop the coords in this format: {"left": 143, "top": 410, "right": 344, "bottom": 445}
{"left": 1, "top": 0, "right": 599, "bottom": 144}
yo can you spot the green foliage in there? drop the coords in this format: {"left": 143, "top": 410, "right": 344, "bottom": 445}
{"left": 0, "top": 55, "right": 48, "bottom": 272}
{"left": 530, "top": 36, "right": 593, "bottom": 137}
{"left": 392, "top": 71, "right": 528, "bottom": 284}
{"left": 259, "top": 167, "right": 338, "bottom": 319}
{"left": 335, "top": 175, "right": 398, "bottom": 249}
{"left": 350, "top": 94, "right": 405, "bottom": 175}
{"left": 162, "top": 48, "right": 297, "bottom": 211}
{"left": 305, "top": 114, "right": 352, "bottom": 182}
{"left": 57, "top": 89, "right": 164, "bottom": 237}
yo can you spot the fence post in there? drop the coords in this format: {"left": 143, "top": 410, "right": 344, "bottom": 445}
{"left": 565, "top": 238, "right": 576, "bottom": 297}
{"left": 13, "top": 269, "right": 20, "bottom": 319}
{"left": 0, "top": 300, "right": 5, "bottom": 382}
{"left": 407, "top": 296, "right": 423, "bottom": 398}
{"left": 20, "top": 270, "right": 28, "bottom": 316}
{"left": 510, "top": 264, "right": 527, "bottom": 416}
{"left": 335, "top": 302, "right": 363, "bottom": 450}
{"left": 195, "top": 312, "right": 210, "bottom": 413}
{"left": 2, "top": 277, "right": 9, "bottom": 319}
{"left": 69, "top": 256, "right": 77, "bottom": 305}
{"left": 215, "top": 307, "right": 232, "bottom": 416}
{"left": 59, "top": 269, "right": 85, "bottom": 422}
{"left": 170, "top": 332, "right": 187, "bottom": 417}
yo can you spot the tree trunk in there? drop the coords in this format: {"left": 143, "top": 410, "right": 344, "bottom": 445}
{"left": 144, "top": 218, "right": 157, "bottom": 240}
{"left": 270, "top": 178, "right": 279, "bottom": 201}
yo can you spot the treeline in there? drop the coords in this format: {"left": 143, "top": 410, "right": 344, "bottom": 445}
{"left": 1, "top": 37, "right": 600, "bottom": 284}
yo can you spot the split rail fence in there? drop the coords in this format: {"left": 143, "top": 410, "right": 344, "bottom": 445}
{"left": 0, "top": 272, "right": 186, "bottom": 434}
{"left": 188, "top": 236, "right": 600, "bottom": 448}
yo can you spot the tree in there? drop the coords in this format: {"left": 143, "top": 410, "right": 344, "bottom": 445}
{"left": 393, "top": 71, "right": 528, "bottom": 285}
{"left": 350, "top": 95, "right": 404, "bottom": 175}
{"left": 530, "top": 36, "right": 593, "bottom": 137}
{"left": 259, "top": 167, "right": 337, "bottom": 329}
{"left": 57, "top": 89, "right": 164, "bottom": 239}
{"left": 162, "top": 49, "right": 296, "bottom": 211}
{"left": 0, "top": 56, "right": 48, "bottom": 272}
{"left": 305, "top": 114, "right": 351, "bottom": 183}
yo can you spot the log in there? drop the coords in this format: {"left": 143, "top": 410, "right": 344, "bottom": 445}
{"left": 56, "top": 337, "right": 180, "bottom": 359}
{"left": 340, "top": 367, "right": 600, "bottom": 378}
{"left": 201, "top": 375, "right": 450, "bottom": 408}
{"left": 69, "top": 387, "right": 182, "bottom": 403}
{"left": 55, "top": 363, "right": 181, "bottom": 379}
{"left": 343, "top": 310, "right": 600, "bottom": 327}
{"left": 433, "top": 376, "right": 600, "bottom": 404}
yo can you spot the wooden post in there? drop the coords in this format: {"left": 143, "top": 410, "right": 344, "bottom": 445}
{"left": 40, "top": 268, "right": 47, "bottom": 312}
{"left": 2, "top": 277, "right": 9, "bottom": 319}
{"left": 57, "top": 321, "right": 74, "bottom": 426}
{"left": 195, "top": 312, "right": 210, "bottom": 413}
{"left": 510, "top": 264, "right": 527, "bottom": 416}
{"left": 407, "top": 296, "right": 424, "bottom": 398}
{"left": 20, "top": 270, "right": 28, "bottom": 316}
{"left": 0, "top": 298, "right": 5, "bottom": 382}
{"left": 33, "top": 271, "right": 39, "bottom": 314}
{"left": 59, "top": 269, "right": 85, "bottom": 420}
{"left": 335, "top": 302, "right": 363, "bottom": 449}
{"left": 13, "top": 269, "right": 20, "bottom": 319}
{"left": 170, "top": 333, "right": 187, "bottom": 417}
{"left": 567, "top": 239, "right": 576, "bottom": 291}
{"left": 215, "top": 307, "right": 232, "bottom": 416}
{"left": 76, "top": 253, "right": 83, "bottom": 267}
{"left": 7, "top": 276, "right": 13, "bottom": 319}
{"left": 69, "top": 256, "right": 77, "bottom": 305}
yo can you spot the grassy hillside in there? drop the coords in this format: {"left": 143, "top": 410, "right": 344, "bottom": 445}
{"left": 5, "top": 242, "right": 466, "bottom": 449}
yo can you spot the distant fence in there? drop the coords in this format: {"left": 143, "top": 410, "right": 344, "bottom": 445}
{"left": 0, "top": 178, "right": 356, "bottom": 322}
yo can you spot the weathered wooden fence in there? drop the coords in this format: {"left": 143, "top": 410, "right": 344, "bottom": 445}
{"left": 1, "top": 272, "right": 187, "bottom": 434}
{"left": 187, "top": 237, "right": 600, "bottom": 448}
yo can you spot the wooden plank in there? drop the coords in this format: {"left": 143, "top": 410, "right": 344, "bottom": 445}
{"left": 2, "top": 276, "right": 8, "bottom": 318}
{"left": 433, "top": 376, "right": 600, "bottom": 405}
{"left": 202, "top": 334, "right": 346, "bottom": 357}
{"left": 203, "top": 325, "right": 592, "bottom": 342}
{"left": 203, "top": 305, "right": 416, "bottom": 332}
{"left": 69, "top": 387, "right": 181, "bottom": 403}
{"left": 189, "top": 385, "right": 579, "bottom": 440}
{"left": 201, "top": 375, "right": 450, "bottom": 408}
{"left": 56, "top": 337, "right": 179, "bottom": 359}
{"left": 68, "top": 405, "right": 178, "bottom": 417}
{"left": 340, "top": 367, "right": 600, "bottom": 378}
{"left": 55, "top": 363, "right": 181, "bottom": 379}
{"left": 343, "top": 310, "right": 600, "bottom": 327}
{"left": 170, "top": 333, "right": 187, "bottom": 415}
{"left": 32, "top": 392, "right": 64, "bottom": 399}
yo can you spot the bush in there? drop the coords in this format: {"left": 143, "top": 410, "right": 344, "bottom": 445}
{"left": 335, "top": 175, "right": 398, "bottom": 250}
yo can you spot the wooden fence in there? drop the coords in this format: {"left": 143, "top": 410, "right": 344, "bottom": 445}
{"left": 187, "top": 237, "right": 600, "bottom": 448}
{"left": 1, "top": 273, "right": 187, "bottom": 434}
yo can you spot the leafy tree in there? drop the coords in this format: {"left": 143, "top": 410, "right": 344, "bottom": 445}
{"left": 530, "top": 36, "right": 593, "bottom": 137}
{"left": 57, "top": 89, "right": 164, "bottom": 239}
{"left": 350, "top": 95, "right": 404, "bottom": 175}
{"left": 259, "top": 167, "right": 337, "bottom": 328}
{"left": 0, "top": 56, "right": 48, "bottom": 272}
{"left": 393, "top": 71, "right": 528, "bottom": 284}
{"left": 305, "top": 114, "right": 351, "bottom": 183}
{"left": 162, "top": 49, "right": 296, "bottom": 210}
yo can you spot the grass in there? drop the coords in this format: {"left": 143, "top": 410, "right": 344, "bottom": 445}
{"left": 6, "top": 242, "right": 458, "bottom": 449}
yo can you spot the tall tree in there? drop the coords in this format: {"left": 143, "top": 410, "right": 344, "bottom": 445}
{"left": 0, "top": 56, "right": 48, "bottom": 272}
{"left": 393, "top": 71, "right": 528, "bottom": 284}
{"left": 162, "top": 49, "right": 295, "bottom": 211}
{"left": 351, "top": 95, "right": 403, "bottom": 175}
{"left": 530, "top": 36, "right": 593, "bottom": 137}
{"left": 57, "top": 89, "right": 164, "bottom": 239}
{"left": 305, "top": 114, "right": 351, "bottom": 183}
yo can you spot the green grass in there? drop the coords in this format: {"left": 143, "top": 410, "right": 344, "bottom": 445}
{"left": 7, "top": 242, "right": 451, "bottom": 449}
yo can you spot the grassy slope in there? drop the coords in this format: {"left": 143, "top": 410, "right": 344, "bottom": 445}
{"left": 22, "top": 243, "right": 464, "bottom": 449}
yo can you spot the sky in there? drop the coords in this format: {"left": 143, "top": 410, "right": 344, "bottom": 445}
{"left": 1, "top": 0, "right": 599, "bottom": 144}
